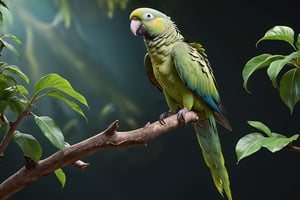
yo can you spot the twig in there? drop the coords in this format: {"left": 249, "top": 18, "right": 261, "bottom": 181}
{"left": 0, "top": 111, "right": 199, "bottom": 199}
{"left": 72, "top": 160, "right": 89, "bottom": 169}
{"left": 0, "top": 111, "right": 31, "bottom": 156}
{"left": 284, "top": 145, "right": 300, "bottom": 153}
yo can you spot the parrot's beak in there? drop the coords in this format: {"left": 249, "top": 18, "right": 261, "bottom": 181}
{"left": 130, "top": 18, "right": 147, "bottom": 36}
{"left": 130, "top": 18, "right": 142, "bottom": 36}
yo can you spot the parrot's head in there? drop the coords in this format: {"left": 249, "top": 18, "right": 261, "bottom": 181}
{"left": 130, "top": 8, "right": 171, "bottom": 39}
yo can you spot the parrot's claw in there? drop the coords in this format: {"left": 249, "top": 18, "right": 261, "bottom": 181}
{"left": 177, "top": 108, "right": 188, "bottom": 125}
{"left": 159, "top": 111, "right": 173, "bottom": 125}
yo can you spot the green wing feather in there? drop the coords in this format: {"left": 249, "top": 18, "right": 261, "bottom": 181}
{"left": 171, "top": 42, "right": 231, "bottom": 130}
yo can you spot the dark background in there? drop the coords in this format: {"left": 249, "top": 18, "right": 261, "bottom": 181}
{"left": 1, "top": 0, "right": 299, "bottom": 199}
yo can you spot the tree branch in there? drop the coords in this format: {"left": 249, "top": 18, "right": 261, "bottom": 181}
{"left": 0, "top": 111, "right": 199, "bottom": 200}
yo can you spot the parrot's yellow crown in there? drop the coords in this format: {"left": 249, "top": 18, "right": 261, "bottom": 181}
{"left": 129, "top": 7, "right": 169, "bottom": 21}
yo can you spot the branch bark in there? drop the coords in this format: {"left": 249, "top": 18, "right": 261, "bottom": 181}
{"left": 0, "top": 111, "right": 199, "bottom": 200}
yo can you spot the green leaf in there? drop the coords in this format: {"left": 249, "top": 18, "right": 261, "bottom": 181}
{"left": 0, "top": 35, "right": 21, "bottom": 59}
{"left": 13, "top": 131, "right": 42, "bottom": 163}
{"left": 44, "top": 90, "right": 87, "bottom": 120}
{"left": 267, "top": 52, "right": 300, "bottom": 88}
{"left": 279, "top": 68, "right": 300, "bottom": 113}
{"left": 0, "top": 121, "right": 8, "bottom": 135}
{"left": 236, "top": 131, "right": 299, "bottom": 163}
{"left": 54, "top": 168, "right": 66, "bottom": 188}
{"left": 0, "top": 86, "right": 17, "bottom": 101}
{"left": 0, "top": 101, "right": 7, "bottom": 113}
{"left": 0, "top": 74, "right": 16, "bottom": 101}
{"left": 237, "top": 120, "right": 300, "bottom": 163}
{"left": 3, "top": 65, "right": 30, "bottom": 84}
{"left": 242, "top": 54, "right": 284, "bottom": 92}
{"left": 34, "top": 73, "right": 88, "bottom": 108}
{"left": 262, "top": 133, "right": 299, "bottom": 153}
{"left": 7, "top": 97, "right": 25, "bottom": 114}
{"left": 33, "top": 115, "right": 65, "bottom": 151}
{"left": 236, "top": 133, "right": 266, "bottom": 163}
{"left": 256, "top": 26, "right": 295, "bottom": 49}
{"left": 296, "top": 34, "right": 300, "bottom": 50}
{"left": 0, "top": 61, "right": 6, "bottom": 69}
{"left": 0, "top": 74, "right": 10, "bottom": 87}
{"left": 1, "top": 41, "right": 20, "bottom": 59}
{"left": 0, "top": 1, "right": 8, "bottom": 10}
{"left": 2, "top": 74, "right": 17, "bottom": 87}
{"left": 16, "top": 85, "right": 29, "bottom": 95}
{"left": 247, "top": 121, "right": 272, "bottom": 136}
{"left": 1, "top": 34, "right": 22, "bottom": 46}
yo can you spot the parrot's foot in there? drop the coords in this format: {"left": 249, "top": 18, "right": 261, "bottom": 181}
{"left": 177, "top": 108, "right": 188, "bottom": 125}
{"left": 159, "top": 111, "right": 174, "bottom": 125}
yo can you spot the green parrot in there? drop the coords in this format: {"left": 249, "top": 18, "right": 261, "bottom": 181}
{"left": 129, "top": 7, "right": 232, "bottom": 200}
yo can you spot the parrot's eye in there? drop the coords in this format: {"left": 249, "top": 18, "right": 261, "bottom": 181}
{"left": 142, "top": 13, "right": 154, "bottom": 20}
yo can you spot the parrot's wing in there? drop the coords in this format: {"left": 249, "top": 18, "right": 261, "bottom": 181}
{"left": 144, "top": 53, "right": 163, "bottom": 92}
{"left": 172, "top": 42, "right": 231, "bottom": 130}
{"left": 171, "top": 42, "right": 221, "bottom": 112}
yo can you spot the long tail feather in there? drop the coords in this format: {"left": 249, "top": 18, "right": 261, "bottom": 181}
{"left": 193, "top": 115, "right": 232, "bottom": 200}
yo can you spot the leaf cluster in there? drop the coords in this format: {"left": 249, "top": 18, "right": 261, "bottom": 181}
{"left": 237, "top": 26, "right": 300, "bottom": 162}
{"left": 243, "top": 26, "right": 300, "bottom": 113}
{"left": 1, "top": 72, "right": 88, "bottom": 186}
{"left": 236, "top": 121, "right": 298, "bottom": 163}
{"left": 0, "top": 33, "right": 88, "bottom": 187}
